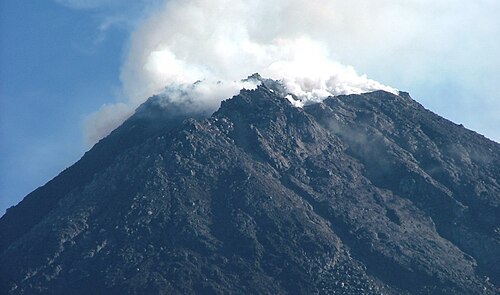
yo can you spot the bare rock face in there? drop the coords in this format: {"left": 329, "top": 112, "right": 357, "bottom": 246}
{"left": 1, "top": 84, "right": 498, "bottom": 294}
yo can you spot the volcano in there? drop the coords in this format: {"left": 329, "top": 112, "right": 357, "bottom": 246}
{"left": 1, "top": 78, "right": 499, "bottom": 294}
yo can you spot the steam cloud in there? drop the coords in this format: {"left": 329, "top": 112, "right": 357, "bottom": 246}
{"left": 86, "top": 0, "right": 399, "bottom": 144}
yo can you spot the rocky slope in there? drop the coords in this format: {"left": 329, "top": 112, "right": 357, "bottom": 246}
{"left": 1, "top": 82, "right": 499, "bottom": 294}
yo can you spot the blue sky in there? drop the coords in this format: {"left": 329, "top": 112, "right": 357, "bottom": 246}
{"left": 1, "top": 0, "right": 499, "bottom": 216}
{"left": 0, "top": 0, "right": 128, "bottom": 214}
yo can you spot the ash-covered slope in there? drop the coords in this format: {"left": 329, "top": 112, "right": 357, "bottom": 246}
{"left": 1, "top": 84, "right": 499, "bottom": 294}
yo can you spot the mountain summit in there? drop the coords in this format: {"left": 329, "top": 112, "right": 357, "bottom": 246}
{"left": 1, "top": 81, "right": 499, "bottom": 294}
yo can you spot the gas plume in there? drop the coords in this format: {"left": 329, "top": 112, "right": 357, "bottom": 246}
{"left": 87, "top": 0, "right": 399, "bottom": 144}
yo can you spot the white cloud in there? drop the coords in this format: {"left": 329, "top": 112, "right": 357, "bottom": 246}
{"left": 120, "top": 0, "right": 399, "bottom": 104}
{"left": 83, "top": 0, "right": 500, "bottom": 144}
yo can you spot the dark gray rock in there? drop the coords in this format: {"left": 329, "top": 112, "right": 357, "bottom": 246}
{"left": 1, "top": 84, "right": 498, "bottom": 294}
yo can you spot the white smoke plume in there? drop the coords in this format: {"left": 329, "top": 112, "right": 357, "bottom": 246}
{"left": 86, "top": 0, "right": 399, "bottom": 144}
{"left": 85, "top": 103, "right": 134, "bottom": 145}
